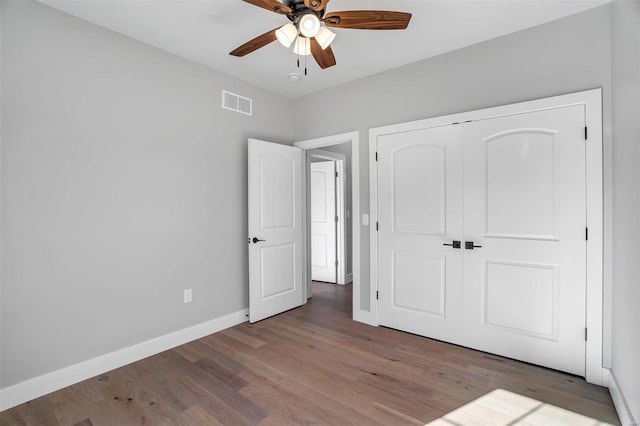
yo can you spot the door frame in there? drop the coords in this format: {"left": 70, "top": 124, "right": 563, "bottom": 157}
{"left": 309, "top": 150, "right": 347, "bottom": 285}
{"left": 369, "top": 89, "right": 604, "bottom": 385}
{"left": 294, "top": 131, "right": 366, "bottom": 321}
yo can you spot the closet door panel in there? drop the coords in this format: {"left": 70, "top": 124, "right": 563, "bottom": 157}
{"left": 462, "top": 105, "right": 587, "bottom": 376}
{"left": 376, "top": 126, "right": 464, "bottom": 344}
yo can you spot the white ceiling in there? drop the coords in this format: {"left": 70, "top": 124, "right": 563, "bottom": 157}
{"left": 38, "top": 0, "right": 609, "bottom": 99}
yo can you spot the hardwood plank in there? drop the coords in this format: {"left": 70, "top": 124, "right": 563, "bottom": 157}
{"left": 50, "top": 388, "right": 97, "bottom": 426}
{"left": 191, "top": 339, "right": 246, "bottom": 375}
{"left": 8, "top": 397, "right": 61, "bottom": 426}
{"left": 239, "top": 381, "right": 339, "bottom": 425}
{"left": 242, "top": 371, "right": 387, "bottom": 426}
{"left": 371, "top": 402, "right": 427, "bottom": 425}
{"left": 160, "top": 350, "right": 268, "bottom": 424}
{"left": 0, "top": 409, "right": 29, "bottom": 426}
{"left": 172, "top": 341, "right": 208, "bottom": 363}
{"left": 180, "top": 376, "right": 257, "bottom": 426}
{"left": 232, "top": 351, "right": 288, "bottom": 383}
{"left": 180, "top": 404, "right": 224, "bottom": 426}
{"left": 195, "top": 357, "right": 249, "bottom": 391}
{"left": 221, "top": 328, "right": 266, "bottom": 348}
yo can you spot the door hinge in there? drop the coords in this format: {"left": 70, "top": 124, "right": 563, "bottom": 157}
{"left": 586, "top": 227, "right": 589, "bottom": 241}
{"left": 335, "top": 215, "right": 339, "bottom": 222}
{"left": 335, "top": 171, "right": 338, "bottom": 178}
{"left": 376, "top": 291, "right": 379, "bottom": 300}
{"left": 335, "top": 260, "right": 338, "bottom": 266}
{"left": 375, "top": 152, "right": 378, "bottom": 161}
{"left": 376, "top": 222, "right": 379, "bottom": 231}
{"left": 584, "top": 126, "right": 588, "bottom": 140}
{"left": 585, "top": 327, "right": 588, "bottom": 341}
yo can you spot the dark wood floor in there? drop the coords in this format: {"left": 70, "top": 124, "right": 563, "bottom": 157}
{"left": 1, "top": 282, "right": 619, "bottom": 425}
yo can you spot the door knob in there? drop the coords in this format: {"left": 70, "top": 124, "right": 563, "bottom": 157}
{"left": 252, "top": 237, "right": 266, "bottom": 244}
{"left": 465, "top": 241, "right": 482, "bottom": 250}
{"left": 443, "top": 240, "right": 461, "bottom": 249}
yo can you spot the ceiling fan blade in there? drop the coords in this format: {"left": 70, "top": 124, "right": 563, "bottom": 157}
{"left": 229, "top": 28, "right": 278, "bottom": 57}
{"left": 304, "top": 0, "right": 330, "bottom": 12}
{"left": 310, "top": 38, "right": 336, "bottom": 69}
{"left": 324, "top": 10, "right": 412, "bottom": 30}
{"left": 242, "top": 0, "right": 292, "bottom": 15}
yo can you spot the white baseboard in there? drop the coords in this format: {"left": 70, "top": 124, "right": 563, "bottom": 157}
{"left": 601, "top": 367, "right": 610, "bottom": 387}
{"left": 607, "top": 369, "right": 637, "bottom": 426}
{"left": 0, "top": 308, "right": 249, "bottom": 412}
{"left": 354, "top": 308, "right": 375, "bottom": 326}
{"left": 335, "top": 273, "right": 353, "bottom": 286}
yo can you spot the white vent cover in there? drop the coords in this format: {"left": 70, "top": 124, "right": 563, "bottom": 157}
{"left": 222, "top": 90, "right": 252, "bottom": 116}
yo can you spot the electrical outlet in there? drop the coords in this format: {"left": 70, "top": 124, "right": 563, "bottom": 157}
{"left": 183, "top": 289, "right": 192, "bottom": 304}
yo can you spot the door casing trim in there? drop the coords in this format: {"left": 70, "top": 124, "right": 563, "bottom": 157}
{"left": 295, "top": 132, "right": 365, "bottom": 321}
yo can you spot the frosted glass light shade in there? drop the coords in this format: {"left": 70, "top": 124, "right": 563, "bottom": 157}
{"left": 315, "top": 26, "right": 336, "bottom": 50}
{"left": 299, "top": 13, "right": 320, "bottom": 38}
{"left": 276, "top": 23, "right": 297, "bottom": 48}
{"left": 293, "top": 36, "right": 311, "bottom": 56}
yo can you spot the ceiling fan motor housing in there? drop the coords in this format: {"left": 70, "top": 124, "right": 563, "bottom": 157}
{"left": 283, "top": 0, "right": 326, "bottom": 21}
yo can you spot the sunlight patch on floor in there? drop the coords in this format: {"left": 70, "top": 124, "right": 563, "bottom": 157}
{"left": 426, "top": 389, "right": 614, "bottom": 426}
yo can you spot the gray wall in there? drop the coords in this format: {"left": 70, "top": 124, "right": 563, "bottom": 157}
{"left": 292, "top": 5, "right": 613, "bottom": 322}
{"left": 611, "top": 0, "right": 640, "bottom": 422}
{"left": 0, "top": 0, "right": 294, "bottom": 388}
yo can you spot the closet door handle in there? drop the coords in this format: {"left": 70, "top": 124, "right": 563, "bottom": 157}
{"left": 443, "top": 240, "right": 461, "bottom": 249}
{"left": 465, "top": 241, "right": 482, "bottom": 250}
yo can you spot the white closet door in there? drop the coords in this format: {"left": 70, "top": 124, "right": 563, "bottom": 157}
{"left": 462, "top": 105, "right": 586, "bottom": 376}
{"left": 311, "top": 161, "right": 337, "bottom": 283}
{"left": 376, "top": 126, "right": 464, "bottom": 344}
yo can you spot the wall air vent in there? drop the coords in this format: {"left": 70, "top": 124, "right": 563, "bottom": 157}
{"left": 222, "top": 90, "right": 252, "bottom": 116}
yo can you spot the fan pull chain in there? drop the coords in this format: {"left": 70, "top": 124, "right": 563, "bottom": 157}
{"left": 304, "top": 38, "right": 308, "bottom": 76}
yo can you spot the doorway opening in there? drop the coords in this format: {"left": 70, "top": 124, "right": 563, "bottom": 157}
{"left": 294, "top": 131, "right": 363, "bottom": 321}
{"left": 311, "top": 280, "right": 353, "bottom": 316}
{"left": 308, "top": 147, "right": 351, "bottom": 304}
{"left": 309, "top": 150, "right": 349, "bottom": 285}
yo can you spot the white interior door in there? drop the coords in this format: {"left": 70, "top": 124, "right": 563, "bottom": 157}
{"left": 462, "top": 106, "right": 586, "bottom": 376}
{"left": 311, "top": 161, "right": 337, "bottom": 283}
{"left": 376, "top": 126, "right": 464, "bottom": 343}
{"left": 248, "top": 139, "right": 304, "bottom": 323}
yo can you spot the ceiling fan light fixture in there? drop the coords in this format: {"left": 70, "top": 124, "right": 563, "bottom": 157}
{"left": 315, "top": 26, "right": 336, "bottom": 50}
{"left": 299, "top": 13, "right": 320, "bottom": 38}
{"left": 230, "top": 1, "right": 412, "bottom": 70}
{"left": 293, "top": 36, "right": 312, "bottom": 56}
{"left": 276, "top": 22, "right": 298, "bottom": 48}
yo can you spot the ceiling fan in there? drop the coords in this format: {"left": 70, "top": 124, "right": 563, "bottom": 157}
{"left": 230, "top": 0, "right": 412, "bottom": 70}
